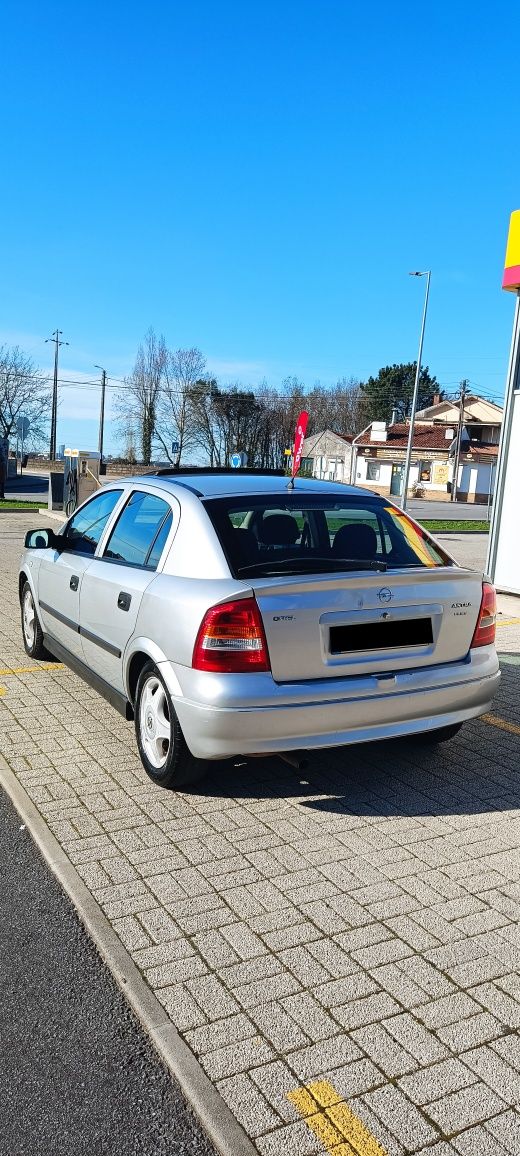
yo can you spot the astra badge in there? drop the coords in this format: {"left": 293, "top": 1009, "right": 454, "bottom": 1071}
{"left": 378, "top": 587, "right": 392, "bottom": 604}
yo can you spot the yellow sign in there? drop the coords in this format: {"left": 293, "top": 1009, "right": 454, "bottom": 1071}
{"left": 432, "top": 461, "right": 449, "bottom": 485}
{"left": 502, "top": 209, "right": 520, "bottom": 291}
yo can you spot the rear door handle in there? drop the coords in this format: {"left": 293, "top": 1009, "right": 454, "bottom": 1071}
{"left": 117, "top": 591, "right": 131, "bottom": 611}
{"left": 70, "top": 575, "right": 79, "bottom": 591}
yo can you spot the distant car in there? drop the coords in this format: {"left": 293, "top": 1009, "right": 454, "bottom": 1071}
{"left": 19, "top": 470, "right": 500, "bottom": 788}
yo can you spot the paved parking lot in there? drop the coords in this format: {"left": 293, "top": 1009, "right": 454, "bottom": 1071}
{"left": 2, "top": 513, "right": 520, "bottom": 1156}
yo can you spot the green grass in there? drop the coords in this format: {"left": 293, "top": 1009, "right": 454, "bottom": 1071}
{"left": 420, "top": 519, "right": 489, "bottom": 533}
{"left": 0, "top": 500, "right": 42, "bottom": 510}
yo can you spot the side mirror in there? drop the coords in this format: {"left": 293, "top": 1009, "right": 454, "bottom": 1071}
{"left": 24, "top": 527, "right": 62, "bottom": 550}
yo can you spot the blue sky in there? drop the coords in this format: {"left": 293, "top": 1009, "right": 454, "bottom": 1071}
{"left": 1, "top": 0, "right": 519, "bottom": 453}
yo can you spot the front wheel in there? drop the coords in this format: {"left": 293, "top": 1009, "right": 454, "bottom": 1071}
{"left": 135, "top": 662, "right": 207, "bottom": 789}
{"left": 414, "top": 722, "right": 463, "bottom": 745}
{"left": 21, "top": 581, "right": 50, "bottom": 660}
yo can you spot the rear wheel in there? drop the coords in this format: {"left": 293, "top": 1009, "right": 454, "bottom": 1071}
{"left": 135, "top": 661, "right": 207, "bottom": 789}
{"left": 415, "top": 722, "right": 463, "bottom": 744}
{"left": 21, "top": 581, "right": 49, "bottom": 660}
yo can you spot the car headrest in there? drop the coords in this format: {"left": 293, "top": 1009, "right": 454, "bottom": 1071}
{"left": 333, "top": 522, "right": 378, "bottom": 559}
{"left": 260, "top": 513, "right": 300, "bottom": 546}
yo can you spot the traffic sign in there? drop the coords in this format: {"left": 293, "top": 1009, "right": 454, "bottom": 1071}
{"left": 16, "top": 416, "right": 30, "bottom": 438}
{"left": 172, "top": 441, "right": 180, "bottom": 454}
{"left": 230, "top": 451, "right": 247, "bottom": 468}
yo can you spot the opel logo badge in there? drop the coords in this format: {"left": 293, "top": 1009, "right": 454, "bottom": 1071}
{"left": 378, "top": 587, "right": 392, "bottom": 604}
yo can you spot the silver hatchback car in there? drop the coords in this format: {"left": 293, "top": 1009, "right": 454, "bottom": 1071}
{"left": 19, "top": 469, "right": 500, "bottom": 788}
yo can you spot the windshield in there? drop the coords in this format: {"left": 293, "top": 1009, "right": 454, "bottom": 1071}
{"left": 203, "top": 494, "right": 453, "bottom": 578}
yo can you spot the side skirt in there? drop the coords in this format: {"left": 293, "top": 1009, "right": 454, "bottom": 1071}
{"left": 43, "top": 635, "right": 134, "bottom": 721}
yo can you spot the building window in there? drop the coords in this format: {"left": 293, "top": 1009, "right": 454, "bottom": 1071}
{"left": 419, "top": 460, "right": 432, "bottom": 482}
{"left": 366, "top": 461, "right": 381, "bottom": 482}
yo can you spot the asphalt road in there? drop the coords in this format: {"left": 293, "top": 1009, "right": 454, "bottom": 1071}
{"left": 5, "top": 471, "right": 49, "bottom": 503}
{"left": 0, "top": 788, "right": 216, "bottom": 1156}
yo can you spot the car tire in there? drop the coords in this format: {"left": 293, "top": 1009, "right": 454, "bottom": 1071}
{"left": 414, "top": 722, "right": 463, "bottom": 744}
{"left": 135, "top": 661, "right": 207, "bottom": 789}
{"left": 21, "top": 581, "right": 50, "bottom": 660}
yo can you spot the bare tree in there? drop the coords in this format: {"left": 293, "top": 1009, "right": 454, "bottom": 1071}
{"left": 155, "top": 347, "right": 206, "bottom": 465}
{"left": 0, "top": 345, "right": 50, "bottom": 449}
{"left": 114, "top": 329, "right": 166, "bottom": 463}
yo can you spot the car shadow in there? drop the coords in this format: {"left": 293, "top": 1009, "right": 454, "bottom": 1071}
{"left": 198, "top": 654, "right": 519, "bottom": 819}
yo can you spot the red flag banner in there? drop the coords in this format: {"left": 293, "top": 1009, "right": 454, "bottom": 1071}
{"left": 291, "top": 410, "right": 309, "bottom": 477}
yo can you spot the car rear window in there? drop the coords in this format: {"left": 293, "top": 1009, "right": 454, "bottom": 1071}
{"left": 203, "top": 494, "right": 452, "bottom": 577}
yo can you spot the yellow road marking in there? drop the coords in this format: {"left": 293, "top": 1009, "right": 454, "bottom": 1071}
{"left": 0, "top": 663, "right": 64, "bottom": 676}
{"left": 0, "top": 687, "right": 4, "bottom": 696}
{"left": 496, "top": 617, "right": 520, "bottom": 627}
{"left": 481, "top": 713, "right": 520, "bottom": 737}
{"left": 288, "top": 1080, "right": 388, "bottom": 1156}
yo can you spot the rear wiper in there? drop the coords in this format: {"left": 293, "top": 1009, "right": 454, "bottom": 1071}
{"left": 237, "top": 556, "right": 387, "bottom": 576}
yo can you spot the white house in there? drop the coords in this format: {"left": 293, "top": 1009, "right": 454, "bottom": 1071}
{"left": 352, "top": 419, "right": 498, "bottom": 502}
{"left": 300, "top": 430, "right": 354, "bottom": 484}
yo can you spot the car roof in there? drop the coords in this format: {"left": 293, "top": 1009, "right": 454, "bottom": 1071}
{"left": 125, "top": 470, "right": 372, "bottom": 500}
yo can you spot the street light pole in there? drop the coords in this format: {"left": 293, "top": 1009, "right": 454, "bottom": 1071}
{"left": 94, "top": 365, "right": 107, "bottom": 462}
{"left": 400, "top": 271, "right": 431, "bottom": 510}
{"left": 45, "top": 330, "right": 69, "bottom": 460}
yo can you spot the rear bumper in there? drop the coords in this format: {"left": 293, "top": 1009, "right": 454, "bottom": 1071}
{"left": 160, "top": 647, "right": 501, "bottom": 760}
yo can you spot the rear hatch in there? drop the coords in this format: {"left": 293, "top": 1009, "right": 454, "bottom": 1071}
{"left": 251, "top": 567, "right": 483, "bottom": 682}
{"left": 202, "top": 488, "right": 486, "bottom": 681}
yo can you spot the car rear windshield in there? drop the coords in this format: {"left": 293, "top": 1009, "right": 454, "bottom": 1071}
{"left": 203, "top": 494, "right": 453, "bottom": 578}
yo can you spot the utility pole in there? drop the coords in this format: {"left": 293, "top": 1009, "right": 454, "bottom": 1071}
{"left": 451, "top": 379, "right": 468, "bottom": 503}
{"left": 401, "top": 271, "right": 431, "bottom": 510}
{"left": 94, "top": 365, "right": 107, "bottom": 462}
{"left": 45, "top": 330, "right": 69, "bottom": 460}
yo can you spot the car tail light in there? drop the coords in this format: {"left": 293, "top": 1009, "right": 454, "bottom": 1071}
{"left": 471, "top": 582, "right": 497, "bottom": 648}
{"left": 193, "top": 598, "right": 270, "bottom": 673}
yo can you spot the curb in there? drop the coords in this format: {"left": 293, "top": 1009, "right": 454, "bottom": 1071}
{"left": 0, "top": 754, "right": 258, "bottom": 1156}
{"left": 432, "top": 529, "right": 490, "bottom": 536}
{"left": 0, "top": 510, "right": 46, "bottom": 520}
{"left": 38, "top": 508, "right": 66, "bottom": 522}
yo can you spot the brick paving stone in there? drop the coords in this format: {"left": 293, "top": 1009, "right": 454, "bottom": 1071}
{"left": 280, "top": 992, "right": 338, "bottom": 1041}
{"left": 200, "top": 1036, "right": 275, "bottom": 1081}
{"left": 383, "top": 1011, "right": 448, "bottom": 1063}
{"left": 418, "top": 992, "right": 483, "bottom": 1029}
{"left": 255, "top": 1120, "right": 323, "bottom": 1156}
{"left": 486, "top": 1110, "right": 520, "bottom": 1154}
{"left": 250, "top": 1060, "right": 306, "bottom": 1123}
{"left": 277, "top": 945, "right": 331, "bottom": 987}
{"left": 436, "top": 1013, "right": 505, "bottom": 1054}
{"left": 234, "top": 971, "right": 302, "bottom": 1009}
{"left": 334, "top": 992, "right": 402, "bottom": 1031}
{"left": 250, "top": 1003, "right": 309, "bottom": 1052}
{"left": 362, "top": 1083, "right": 439, "bottom": 1150}
{"left": 155, "top": 983, "right": 207, "bottom": 1031}
{"left": 186, "top": 973, "right": 241, "bottom": 1019}
{"left": 288, "top": 1035, "right": 362, "bottom": 1081}
{"left": 217, "top": 1072, "right": 281, "bottom": 1136}
{"left": 398, "top": 1057, "right": 477, "bottom": 1106}
{"left": 469, "top": 982, "right": 520, "bottom": 1028}
{"left": 369, "top": 962, "right": 427, "bottom": 1008}
{"left": 453, "top": 1125, "right": 512, "bottom": 1154}
{"left": 351, "top": 1023, "right": 416, "bottom": 1078}
{"left": 220, "top": 921, "right": 266, "bottom": 959}
{"left": 186, "top": 1012, "right": 257, "bottom": 1057}
{"left": 313, "top": 972, "right": 378, "bottom": 1008}
{"left": 491, "top": 1032, "right": 520, "bottom": 1068}
{"left": 461, "top": 1044, "right": 520, "bottom": 1103}
{"left": 426, "top": 1083, "right": 507, "bottom": 1134}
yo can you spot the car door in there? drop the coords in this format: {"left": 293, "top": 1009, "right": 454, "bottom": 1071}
{"left": 78, "top": 489, "right": 177, "bottom": 694}
{"left": 37, "top": 488, "right": 124, "bottom": 659}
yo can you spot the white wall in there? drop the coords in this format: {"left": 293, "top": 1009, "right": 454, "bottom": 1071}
{"left": 493, "top": 393, "right": 520, "bottom": 593}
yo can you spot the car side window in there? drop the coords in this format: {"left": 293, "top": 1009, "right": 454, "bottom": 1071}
{"left": 64, "top": 489, "right": 123, "bottom": 555}
{"left": 102, "top": 491, "right": 173, "bottom": 569}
